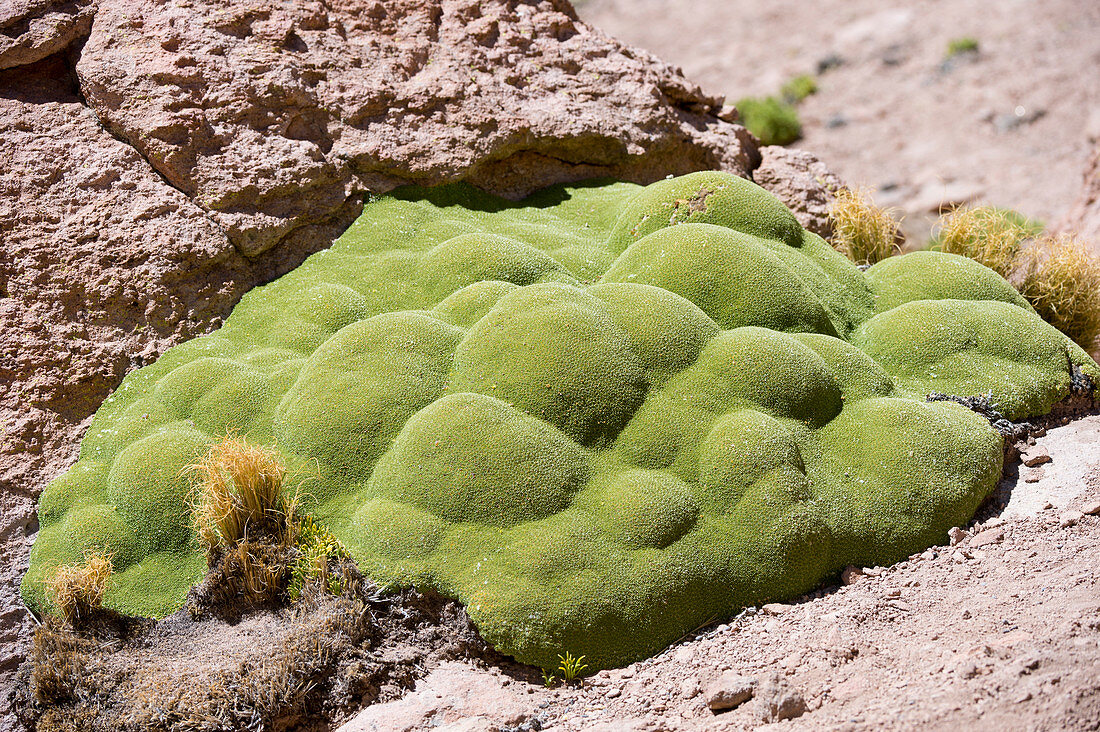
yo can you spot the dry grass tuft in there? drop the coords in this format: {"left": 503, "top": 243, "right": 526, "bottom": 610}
{"left": 1018, "top": 234, "right": 1100, "bottom": 353}
{"left": 936, "top": 205, "right": 1037, "bottom": 278}
{"left": 46, "top": 550, "right": 113, "bottom": 625}
{"left": 187, "top": 435, "right": 298, "bottom": 550}
{"left": 828, "top": 187, "right": 903, "bottom": 265}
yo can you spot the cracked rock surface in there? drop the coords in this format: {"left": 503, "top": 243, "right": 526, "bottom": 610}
{"left": 0, "top": 2, "right": 762, "bottom": 726}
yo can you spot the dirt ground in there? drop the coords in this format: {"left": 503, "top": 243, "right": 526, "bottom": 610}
{"left": 579, "top": 0, "right": 1100, "bottom": 246}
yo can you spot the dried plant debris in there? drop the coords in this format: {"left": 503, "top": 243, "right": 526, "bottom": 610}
{"left": 13, "top": 583, "right": 499, "bottom": 732}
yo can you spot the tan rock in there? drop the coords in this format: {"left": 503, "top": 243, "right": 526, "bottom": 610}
{"left": 752, "top": 146, "right": 844, "bottom": 239}
{"left": 337, "top": 661, "right": 535, "bottom": 731}
{"left": 76, "top": 0, "right": 758, "bottom": 256}
{"left": 0, "top": 0, "right": 95, "bottom": 70}
{"left": 704, "top": 671, "right": 755, "bottom": 711}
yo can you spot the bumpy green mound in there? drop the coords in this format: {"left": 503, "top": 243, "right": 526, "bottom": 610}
{"left": 24, "top": 172, "right": 1098, "bottom": 670}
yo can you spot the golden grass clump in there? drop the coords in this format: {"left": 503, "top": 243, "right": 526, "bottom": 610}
{"left": 1018, "top": 234, "right": 1100, "bottom": 353}
{"left": 936, "top": 205, "right": 1037, "bottom": 278}
{"left": 187, "top": 435, "right": 298, "bottom": 551}
{"left": 828, "top": 187, "right": 903, "bottom": 265}
{"left": 46, "top": 550, "right": 112, "bottom": 624}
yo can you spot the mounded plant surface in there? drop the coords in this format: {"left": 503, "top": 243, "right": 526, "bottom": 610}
{"left": 24, "top": 172, "right": 1098, "bottom": 671}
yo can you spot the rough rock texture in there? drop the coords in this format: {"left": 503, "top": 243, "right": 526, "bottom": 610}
{"left": 76, "top": 0, "right": 757, "bottom": 256}
{"left": 751, "top": 146, "right": 843, "bottom": 239}
{"left": 1057, "top": 143, "right": 1100, "bottom": 248}
{"left": 339, "top": 662, "right": 533, "bottom": 732}
{"left": 0, "top": 0, "right": 94, "bottom": 70}
{"left": 0, "top": 1, "right": 763, "bottom": 725}
{"left": 0, "top": 53, "right": 353, "bottom": 714}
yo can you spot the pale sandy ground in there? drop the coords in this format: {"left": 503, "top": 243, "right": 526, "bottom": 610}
{"left": 580, "top": 0, "right": 1100, "bottom": 244}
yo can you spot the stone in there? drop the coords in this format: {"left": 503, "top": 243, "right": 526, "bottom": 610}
{"left": 0, "top": 0, "right": 95, "bottom": 70}
{"left": 762, "top": 603, "right": 793, "bottom": 615}
{"left": 948, "top": 527, "right": 969, "bottom": 545}
{"left": 1059, "top": 510, "right": 1084, "bottom": 528}
{"left": 75, "top": 0, "right": 757, "bottom": 257}
{"left": 752, "top": 146, "right": 844, "bottom": 238}
{"left": 705, "top": 671, "right": 755, "bottom": 711}
{"left": 970, "top": 528, "right": 1006, "bottom": 548}
{"left": 678, "top": 677, "right": 701, "bottom": 699}
{"left": 752, "top": 671, "right": 807, "bottom": 723}
{"left": 841, "top": 565, "right": 864, "bottom": 584}
{"left": 1082, "top": 500, "right": 1100, "bottom": 516}
{"left": 337, "top": 661, "right": 534, "bottom": 731}
{"left": 1023, "top": 451, "right": 1052, "bottom": 468}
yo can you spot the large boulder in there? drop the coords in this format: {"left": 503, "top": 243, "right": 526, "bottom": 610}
{"left": 75, "top": 0, "right": 758, "bottom": 256}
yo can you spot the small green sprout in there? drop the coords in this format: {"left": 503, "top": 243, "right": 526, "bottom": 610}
{"left": 542, "top": 670, "right": 559, "bottom": 688}
{"left": 780, "top": 74, "right": 818, "bottom": 104}
{"left": 946, "top": 37, "right": 979, "bottom": 58}
{"left": 557, "top": 651, "right": 588, "bottom": 683}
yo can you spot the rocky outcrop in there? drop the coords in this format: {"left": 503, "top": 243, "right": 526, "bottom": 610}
{"left": 0, "top": 2, "right": 762, "bottom": 724}
{"left": 0, "top": 0, "right": 94, "bottom": 70}
{"left": 76, "top": 0, "right": 757, "bottom": 256}
{"left": 752, "top": 146, "right": 843, "bottom": 240}
{"left": 1056, "top": 143, "right": 1100, "bottom": 248}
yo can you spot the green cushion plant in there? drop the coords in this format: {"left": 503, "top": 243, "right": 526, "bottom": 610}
{"left": 24, "top": 172, "right": 1097, "bottom": 671}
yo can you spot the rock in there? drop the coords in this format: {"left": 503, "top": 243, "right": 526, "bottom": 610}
{"left": 1023, "top": 451, "right": 1052, "bottom": 468}
{"left": 1024, "top": 469, "right": 1044, "bottom": 483}
{"left": 752, "top": 671, "right": 807, "bottom": 723}
{"left": 1082, "top": 500, "right": 1100, "bottom": 516}
{"left": 672, "top": 646, "right": 695, "bottom": 663}
{"left": 841, "top": 565, "right": 864, "bottom": 584}
{"left": 76, "top": 0, "right": 757, "bottom": 257}
{"left": 761, "top": 602, "right": 793, "bottom": 615}
{"left": 948, "top": 526, "right": 970, "bottom": 545}
{"left": 752, "top": 146, "right": 844, "bottom": 238}
{"left": 606, "top": 687, "right": 622, "bottom": 699}
{"left": 678, "top": 677, "right": 701, "bottom": 699}
{"left": 1059, "top": 510, "right": 1084, "bottom": 528}
{"left": 1056, "top": 143, "right": 1100, "bottom": 248}
{"left": 337, "top": 661, "right": 534, "bottom": 732}
{"left": 705, "top": 671, "right": 755, "bottom": 711}
{"left": 970, "top": 528, "right": 1006, "bottom": 548}
{"left": 0, "top": 0, "right": 95, "bottom": 70}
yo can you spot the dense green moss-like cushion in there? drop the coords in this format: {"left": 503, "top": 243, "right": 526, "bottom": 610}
{"left": 24, "top": 172, "right": 1098, "bottom": 670}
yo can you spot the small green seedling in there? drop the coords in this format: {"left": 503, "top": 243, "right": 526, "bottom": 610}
{"left": 946, "top": 37, "right": 979, "bottom": 57}
{"left": 542, "top": 670, "right": 559, "bottom": 688}
{"left": 557, "top": 652, "right": 588, "bottom": 683}
{"left": 780, "top": 74, "right": 818, "bottom": 104}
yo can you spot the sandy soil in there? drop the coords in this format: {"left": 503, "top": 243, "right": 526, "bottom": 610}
{"left": 579, "top": 0, "right": 1100, "bottom": 245}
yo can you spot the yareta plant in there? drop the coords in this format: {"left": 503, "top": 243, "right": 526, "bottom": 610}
{"left": 24, "top": 172, "right": 1098, "bottom": 671}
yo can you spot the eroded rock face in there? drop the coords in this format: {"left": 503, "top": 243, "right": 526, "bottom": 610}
{"left": 0, "top": 0, "right": 94, "bottom": 70}
{"left": 77, "top": 0, "right": 758, "bottom": 256}
{"left": 752, "top": 146, "right": 843, "bottom": 240}
{"left": 1057, "top": 143, "right": 1100, "bottom": 249}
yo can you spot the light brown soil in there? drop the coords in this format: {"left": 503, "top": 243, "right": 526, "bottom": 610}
{"left": 579, "top": 0, "right": 1100, "bottom": 247}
